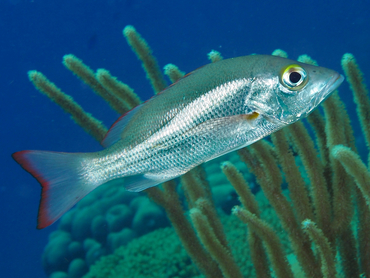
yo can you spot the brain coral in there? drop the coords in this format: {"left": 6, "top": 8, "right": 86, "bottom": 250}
{"left": 42, "top": 179, "right": 169, "bottom": 277}
{"left": 83, "top": 189, "right": 290, "bottom": 278}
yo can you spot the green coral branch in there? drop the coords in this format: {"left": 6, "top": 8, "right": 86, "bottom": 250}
{"left": 332, "top": 145, "right": 370, "bottom": 208}
{"left": 233, "top": 206, "right": 294, "bottom": 278}
{"left": 302, "top": 219, "right": 337, "bottom": 278}
{"left": 63, "top": 54, "right": 131, "bottom": 115}
{"left": 123, "top": 25, "right": 167, "bottom": 94}
{"left": 28, "top": 70, "right": 107, "bottom": 142}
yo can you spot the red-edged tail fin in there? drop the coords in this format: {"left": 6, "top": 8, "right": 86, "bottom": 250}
{"left": 12, "top": 150, "right": 101, "bottom": 229}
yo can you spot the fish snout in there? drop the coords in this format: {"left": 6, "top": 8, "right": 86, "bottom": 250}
{"left": 314, "top": 73, "right": 344, "bottom": 108}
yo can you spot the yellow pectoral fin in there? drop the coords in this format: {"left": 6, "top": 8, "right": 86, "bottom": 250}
{"left": 241, "top": 112, "right": 260, "bottom": 121}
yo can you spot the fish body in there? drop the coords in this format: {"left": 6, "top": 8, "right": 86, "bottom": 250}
{"left": 13, "top": 55, "right": 343, "bottom": 228}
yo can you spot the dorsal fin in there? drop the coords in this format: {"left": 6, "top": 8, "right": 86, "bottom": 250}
{"left": 101, "top": 104, "right": 143, "bottom": 148}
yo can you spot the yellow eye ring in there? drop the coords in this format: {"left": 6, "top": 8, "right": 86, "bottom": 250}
{"left": 280, "top": 64, "right": 308, "bottom": 91}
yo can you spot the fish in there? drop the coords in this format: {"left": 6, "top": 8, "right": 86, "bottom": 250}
{"left": 12, "top": 55, "right": 344, "bottom": 229}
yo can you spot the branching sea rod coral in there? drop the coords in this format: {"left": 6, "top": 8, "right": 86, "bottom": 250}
{"left": 28, "top": 25, "right": 370, "bottom": 278}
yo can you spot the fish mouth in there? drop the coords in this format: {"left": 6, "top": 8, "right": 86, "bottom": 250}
{"left": 314, "top": 73, "right": 344, "bottom": 107}
{"left": 328, "top": 73, "right": 344, "bottom": 92}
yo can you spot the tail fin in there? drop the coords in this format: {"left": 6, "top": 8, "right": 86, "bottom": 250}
{"left": 12, "top": 150, "right": 101, "bottom": 229}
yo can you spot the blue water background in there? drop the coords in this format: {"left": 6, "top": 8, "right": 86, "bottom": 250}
{"left": 0, "top": 0, "right": 369, "bottom": 277}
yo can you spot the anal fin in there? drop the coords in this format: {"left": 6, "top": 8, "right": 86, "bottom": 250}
{"left": 123, "top": 174, "right": 166, "bottom": 192}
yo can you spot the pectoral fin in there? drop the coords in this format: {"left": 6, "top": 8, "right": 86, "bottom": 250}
{"left": 240, "top": 111, "right": 260, "bottom": 121}
{"left": 188, "top": 112, "right": 260, "bottom": 137}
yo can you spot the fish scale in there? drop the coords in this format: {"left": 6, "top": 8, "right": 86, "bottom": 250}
{"left": 92, "top": 78, "right": 250, "bottom": 179}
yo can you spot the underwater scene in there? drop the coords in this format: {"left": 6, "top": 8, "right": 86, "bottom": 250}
{"left": 1, "top": 0, "right": 370, "bottom": 277}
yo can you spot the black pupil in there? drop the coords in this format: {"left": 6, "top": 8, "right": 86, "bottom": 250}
{"left": 289, "top": 71, "right": 301, "bottom": 84}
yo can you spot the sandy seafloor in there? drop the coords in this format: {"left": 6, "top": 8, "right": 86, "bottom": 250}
{"left": 0, "top": 0, "right": 369, "bottom": 277}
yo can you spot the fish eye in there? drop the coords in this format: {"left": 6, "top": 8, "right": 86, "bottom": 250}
{"left": 280, "top": 64, "right": 308, "bottom": 91}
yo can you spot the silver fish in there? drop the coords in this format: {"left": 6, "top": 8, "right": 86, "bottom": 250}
{"left": 12, "top": 55, "right": 343, "bottom": 228}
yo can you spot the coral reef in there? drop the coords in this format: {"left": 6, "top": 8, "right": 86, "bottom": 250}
{"left": 42, "top": 180, "right": 169, "bottom": 277}
{"left": 28, "top": 25, "right": 370, "bottom": 278}
{"left": 84, "top": 191, "right": 286, "bottom": 278}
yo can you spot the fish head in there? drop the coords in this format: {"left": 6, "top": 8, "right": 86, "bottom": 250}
{"left": 247, "top": 56, "right": 344, "bottom": 125}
